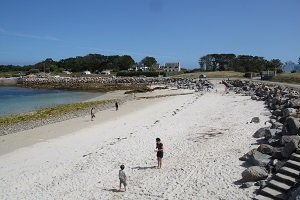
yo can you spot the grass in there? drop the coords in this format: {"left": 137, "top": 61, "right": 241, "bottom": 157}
{"left": 173, "top": 71, "right": 244, "bottom": 79}
{"left": 0, "top": 99, "right": 113, "bottom": 127}
{"left": 271, "top": 73, "right": 300, "bottom": 84}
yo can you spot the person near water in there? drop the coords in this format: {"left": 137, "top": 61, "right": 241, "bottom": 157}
{"left": 91, "top": 107, "right": 96, "bottom": 121}
{"left": 156, "top": 138, "right": 164, "bottom": 169}
{"left": 119, "top": 164, "right": 127, "bottom": 191}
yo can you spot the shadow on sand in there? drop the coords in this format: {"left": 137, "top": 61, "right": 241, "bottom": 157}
{"left": 132, "top": 166, "right": 156, "bottom": 170}
{"left": 102, "top": 188, "right": 123, "bottom": 193}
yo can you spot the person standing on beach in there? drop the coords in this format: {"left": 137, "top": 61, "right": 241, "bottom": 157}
{"left": 115, "top": 101, "right": 118, "bottom": 111}
{"left": 91, "top": 107, "right": 96, "bottom": 121}
{"left": 156, "top": 138, "right": 164, "bottom": 169}
{"left": 119, "top": 164, "right": 127, "bottom": 191}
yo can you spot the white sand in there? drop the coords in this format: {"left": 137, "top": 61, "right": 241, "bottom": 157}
{"left": 0, "top": 81, "right": 270, "bottom": 200}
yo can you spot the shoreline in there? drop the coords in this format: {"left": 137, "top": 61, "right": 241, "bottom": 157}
{"left": 0, "top": 80, "right": 269, "bottom": 199}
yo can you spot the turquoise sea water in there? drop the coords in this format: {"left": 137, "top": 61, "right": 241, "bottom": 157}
{"left": 0, "top": 87, "right": 103, "bottom": 116}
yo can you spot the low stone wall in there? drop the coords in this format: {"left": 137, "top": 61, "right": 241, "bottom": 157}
{"left": 0, "top": 77, "right": 21, "bottom": 86}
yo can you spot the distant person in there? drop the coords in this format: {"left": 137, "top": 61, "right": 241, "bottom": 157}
{"left": 91, "top": 107, "right": 96, "bottom": 121}
{"left": 119, "top": 164, "right": 127, "bottom": 191}
{"left": 115, "top": 101, "right": 119, "bottom": 111}
{"left": 155, "top": 138, "right": 164, "bottom": 169}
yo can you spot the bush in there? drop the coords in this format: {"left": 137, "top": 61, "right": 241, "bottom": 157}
{"left": 116, "top": 71, "right": 166, "bottom": 77}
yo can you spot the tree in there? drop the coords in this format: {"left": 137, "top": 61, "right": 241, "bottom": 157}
{"left": 298, "top": 57, "right": 300, "bottom": 65}
{"left": 117, "top": 55, "right": 135, "bottom": 71}
{"left": 267, "top": 59, "right": 283, "bottom": 73}
{"left": 141, "top": 56, "right": 157, "bottom": 67}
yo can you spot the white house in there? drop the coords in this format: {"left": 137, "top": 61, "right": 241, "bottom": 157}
{"left": 82, "top": 70, "right": 91, "bottom": 75}
{"left": 163, "top": 62, "right": 181, "bottom": 72}
{"left": 100, "top": 70, "right": 111, "bottom": 75}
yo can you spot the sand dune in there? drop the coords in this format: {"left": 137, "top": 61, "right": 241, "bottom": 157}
{"left": 0, "top": 81, "right": 269, "bottom": 199}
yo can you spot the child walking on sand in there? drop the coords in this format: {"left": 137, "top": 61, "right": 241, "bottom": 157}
{"left": 119, "top": 165, "right": 127, "bottom": 191}
{"left": 156, "top": 138, "right": 164, "bottom": 169}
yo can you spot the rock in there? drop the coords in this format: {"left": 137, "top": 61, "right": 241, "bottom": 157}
{"left": 257, "top": 144, "right": 273, "bottom": 155}
{"left": 285, "top": 117, "right": 300, "bottom": 135}
{"left": 290, "top": 99, "right": 300, "bottom": 108}
{"left": 239, "top": 149, "right": 256, "bottom": 161}
{"left": 280, "top": 135, "right": 300, "bottom": 145}
{"left": 249, "top": 150, "right": 271, "bottom": 167}
{"left": 253, "top": 127, "right": 269, "bottom": 138}
{"left": 251, "top": 117, "right": 260, "bottom": 123}
{"left": 267, "top": 138, "right": 280, "bottom": 146}
{"left": 282, "top": 108, "right": 296, "bottom": 117}
{"left": 270, "top": 121, "right": 283, "bottom": 129}
{"left": 275, "top": 160, "right": 286, "bottom": 172}
{"left": 265, "top": 129, "right": 281, "bottom": 140}
{"left": 241, "top": 166, "right": 268, "bottom": 182}
{"left": 273, "top": 109, "right": 282, "bottom": 117}
{"left": 241, "top": 182, "right": 254, "bottom": 188}
{"left": 272, "top": 147, "right": 284, "bottom": 159}
{"left": 289, "top": 184, "right": 300, "bottom": 200}
{"left": 282, "top": 139, "right": 299, "bottom": 158}
{"left": 255, "top": 180, "right": 268, "bottom": 189}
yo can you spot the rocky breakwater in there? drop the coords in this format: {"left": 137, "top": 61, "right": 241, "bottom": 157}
{"left": 228, "top": 80, "right": 300, "bottom": 200}
{"left": 22, "top": 77, "right": 211, "bottom": 92}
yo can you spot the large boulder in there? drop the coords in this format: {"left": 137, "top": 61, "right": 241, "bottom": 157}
{"left": 285, "top": 117, "right": 300, "bottom": 135}
{"left": 257, "top": 144, "right": 273, "bottom": 155}
{"left": 249, "top": 150, "right": 271, "bottom": 167}
{"left": 280, "top": 135, "right": 300, "bottom": 145}
{"left": 241, "top": 166, "right": 268, "bottom": 182}
{"left": 282, "top": 139, "right": 299, "bottom": 158}
{"left": 239, "top": 149, "right": 256, "bottom": 161}
{"left": 253, "top": 127, "right": 269, "bottom": 138}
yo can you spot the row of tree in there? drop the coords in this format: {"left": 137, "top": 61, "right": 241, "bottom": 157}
{"left": 199, "top": 54, "right": 284, "bottom": 73}
{"left": 0, "top": 54, "right": 158, "bottom": 73}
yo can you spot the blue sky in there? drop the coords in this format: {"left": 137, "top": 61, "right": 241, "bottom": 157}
{"left": 0, "top": 0, "right": 299, "bottom": 68}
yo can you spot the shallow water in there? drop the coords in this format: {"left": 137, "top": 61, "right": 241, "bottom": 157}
{"left": 0, "top": 87, "right": 103, "bottom": 116}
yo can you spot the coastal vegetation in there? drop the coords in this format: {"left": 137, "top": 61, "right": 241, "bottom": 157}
{"left": 0, "top": 99, "right": 114, "bottom": 128}
{"left": 199, "top": 54, "right": 283, "bottom": 73}
{"left": 174, "top": 71, "right": 244, "bottom": 79}
{"left": 271, "top": 72, "right": 300, "bottom": 84}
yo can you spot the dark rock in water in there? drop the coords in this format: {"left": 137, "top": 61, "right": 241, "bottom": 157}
{"left": 282, "top": 139, "right": 299, "bottom": 158}
{"left": 253, "top": 127, "right": 269, "bottom": 138}
{"left": 249, "top": 150, "right": 271, "bottom": 167}
{"left": 268, "top": 138, "right": 280, "bottom": 146}
{"left": 280, "top": 135, "right": 300, "bottom": 145}
{"left": 251, "top": 117, "right": 260, "bottom": 123}
{"left": 241, "top": 166, "right": 268, "bottom": 182}
{"left": 279, "top": 116, "right": 287, "bottom": 124}
{"left": 241, "top": 182, "right": 254, "bottom": 188}
{"left": 290, "top": 99, "right": 300, "bottom": 108}
{"left": 289, "top": 184, "right": 300, "bottom": 200}
{"left": 272, "top": 147, "right": 284, "bottom": 159}
{"left": 285, "top": 117, "right": 300, "bottom": 135}
{"left": 257, "top": 144, "right": 273, "bottom": 155}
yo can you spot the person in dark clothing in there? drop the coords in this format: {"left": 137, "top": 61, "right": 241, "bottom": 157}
{"left": 155, "top": 138, "right": 163, "bottom": 169}
{"left": 115, "top": 102, "right": 119, "bottom": 111}
{"left": 91, "top": 107, "right": 96, "bottom": 121}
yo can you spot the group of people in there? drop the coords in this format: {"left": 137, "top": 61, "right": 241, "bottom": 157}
{"left": 90, "top": 101, "right": 119, "bottom": 121}
{"left": 118, "top": 138, "right": 164, "bottom": 192}
{"left": 90, "top": 101, "right": 164, "bottom": 192}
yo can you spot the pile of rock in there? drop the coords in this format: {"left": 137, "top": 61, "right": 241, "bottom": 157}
{"left": 22, "top": 77, "right": 211, "bottom": 92}
{"left": 228, "top": 80, "right": 300, "bottom": 199}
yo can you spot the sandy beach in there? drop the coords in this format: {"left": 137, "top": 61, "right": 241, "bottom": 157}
{"left": 0, "top": 81, "right": 270, "bottom": 199}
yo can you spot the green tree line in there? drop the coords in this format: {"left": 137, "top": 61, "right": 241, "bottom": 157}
{"left": 199, "top": 54, "right": 283, "bottom": 73}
